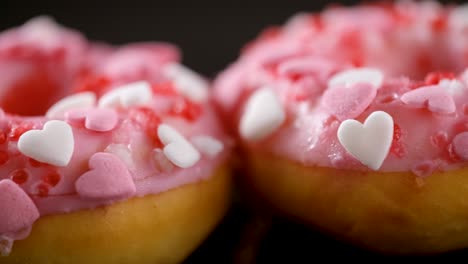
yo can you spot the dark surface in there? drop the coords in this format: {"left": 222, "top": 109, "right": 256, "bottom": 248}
{"left": 2, "top": 0, "right": 468, "bottom": 262}
{"left": 184, "top": 201, "right": 468, "bottom": 263}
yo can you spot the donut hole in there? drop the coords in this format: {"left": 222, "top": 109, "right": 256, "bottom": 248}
{"left": 0, "top": 62, "right": 69, "bottom": 117}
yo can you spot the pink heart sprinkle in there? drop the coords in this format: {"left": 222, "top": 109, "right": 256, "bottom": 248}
{"left": 322, "top": 83, "right": 377, "bottom": 120}
{"left": 452, "top": 132, "right": 468, "bottom": 161}
{"left": 84, "top": 108, "right": 119, "bottom": 132}
{"left": 65, "top": 108, "right": 119, "bottom": 132}
{"left": 75, "top": 152, "right": 135, "bottom": 200}
{"left": 400, "top": 85, "right": 456, "bottom": 114}
{"left": 0, "top": 180, "right": 39, "bottom": 234}
{"left": 65, "top": 109, "right": 89, "bottom": 122}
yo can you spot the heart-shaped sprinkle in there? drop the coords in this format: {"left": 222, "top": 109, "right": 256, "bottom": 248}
{"left": 337, "top": 111, "right": 394, "bottom": 170}
{"left": 328, "top": 67, "right": 384, "bottom": 89}
{"left": 64, "top": 109, "right": 88, "bottom": 122}
{"left": 84, "top": 108, "right": 119, "bottom": 132}
{"left": 439, "top": 79, "right": 466, "bottom": 95}
{"left": 98, "top": 81, "right": 152, "bottom": 108}
{"left": 322, "top": 83, "right": 377, "bottom": 120}
{"left": 75, "top": 152, "right": 135, "bottom": 200}
{"left": 239, "top": 87, "right": 285, "bottom": 141}
{"left": 157, "top": 123, "right": 186, "bottom": 144}
{"left": 45, "top": 92, "right": 96, "bottom": 119}
{"left": 163, "top": 63, "right": 209, "bottom": 102}
{"left": 400, "top": 85, "right": 456, "bottom": 114}
{"left": 452, "top": 132, "right": 468, "bottom": 160}
{"left": 449, "top": 4, "right": 468, "bottom": 28}
{"left": 157, "top": 124, "right": 200, "bottom": 168}
{"left": 65, "top": 108, "right": 119, "bottom": 132}
{"left": 18, "top": 120, "right": 74, "bottom": 167}
{"left": 191, "top": 135, "right": 224, "bottom": 158}
{"left": 0, "top": 180, "right": 39, "bottom": 234}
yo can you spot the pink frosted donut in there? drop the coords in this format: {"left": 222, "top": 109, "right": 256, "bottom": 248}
{"left": 214, "top": 1, "right": 468, "bottom": 254}
{"left": 0, "top": 17, "right": 231, "bottom": 263}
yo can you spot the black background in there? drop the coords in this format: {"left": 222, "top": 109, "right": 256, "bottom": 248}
{"left": 0, "top": 0, "right": 367, "bottom": 78}
{"left": 1, "top": 0, "right": 468, "bottom": 262}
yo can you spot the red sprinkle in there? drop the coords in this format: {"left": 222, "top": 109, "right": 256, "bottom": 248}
{"left": 424, "top": 71, "right": 455, "bottom": 85}
{"left": 390, "top": 123, "right": 406, "bottom": 158}
{"left": 10, "top": 169, "right": 29, "bottom": 185}
{"left": 412, "top": 161, "right": 437, "bottom": 178}
{"left": 378, "top": 94, "right": 397, "bottom": 104}
{"left": 29, "top": 158, "right": 46, "bottom": 168}
{"left": 308, "top": 15, "right": 324, "bottom": 31}
{"left": 168, "top": 98, "right": 202, "bottom": 122}
{"left": 151, "top": 81, "right": 178, "bottom": 96}
{"left": 0, "top": 130, "right": 7, "bottom": 144}
{"left": 431, "top": 131, "right": 449, "bottom": 148}
{"left": 36, "top": 183, "right": 49, "bottom": 197}
{"left": 0, "top": 151, "right": 9, "bottom": 165}
{"left": 129, "top": 107, "right": 163, "bottom": 146}
{"left": 447, "top": 143, "right": 462, "bottom": 163}
{"left": 42, "top": 171, "right": 61, "bottom": 187}
{"left": 8, "top": 123, "right": 33, "bottom": 141}
{"left": 463, "top": 104, "right": 468, "bottom": 115}
{"left": 74, "top": 76, "right": 111, "bottom": 97}
{"left": 417, "top": 54, "right": 433, "bottom": 75}
{"left": 430, "top": 13, "right": 448, "bottom": 32}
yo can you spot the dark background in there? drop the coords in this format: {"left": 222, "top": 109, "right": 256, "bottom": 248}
{"left": 1, "top": 0, "right": 468, "bottom": 262}
{"left": 0, "top": 0, "right": 368, "bottom": 78}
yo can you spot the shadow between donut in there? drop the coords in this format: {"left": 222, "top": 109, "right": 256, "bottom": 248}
{"left": 185, "top": 158, "right": 468, "bottom": 263}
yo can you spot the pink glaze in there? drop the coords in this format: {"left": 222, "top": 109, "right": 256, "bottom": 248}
{"left": 322, "top": 83, "right": 377, "bottom": 120}
{"left": 0, "top": 17, "right": 230, "bottom": 253}
{"left": 214, "top": 1, "right": 468, "bottom": 172}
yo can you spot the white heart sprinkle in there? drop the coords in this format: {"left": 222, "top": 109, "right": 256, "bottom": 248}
{"left": 18, "top": 120, "right": 74, "bottom": 167}
{"left": 239, "top": 87, "right": 285, "bottom": 141}
{"left": 328, "top": 68, "right": 384, "bottom": 89}
{"left": 163, "top": 63, "right": 209, "bottom": 102}
{"left": 449, "top": 4, "right": 468, "bottom": 28}
{"left": 157, "top": 124, "right": 186, "bottom": 144}
{"left": 191, "top": 136, "right": 224, "bottom": 158}
{"left": 337, "top": 111, "right": 394, "bottom": 170}
{"left": 46, "top": 92, "right": 96, "bottom": 119}
{"left": 98, "top": 81, "right": 152, "bottom": 108}
{"left": 439, "top": 79, "right": 466, "bottom": 95}
{"left": 157, "top": 124, "right": 200, "bottom": 168}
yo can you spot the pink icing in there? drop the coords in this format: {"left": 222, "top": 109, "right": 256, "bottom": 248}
{"left": 0, "top": 17, "right": 230, "bottom": 250}
{"left": 322, "top": 83, "right": 377, "bottom": 120}
{"left": 452, "top": 132, "right": 468, "bottom": 161}
{"left": 213, "top": 1, "right": 468, "bottom": 173}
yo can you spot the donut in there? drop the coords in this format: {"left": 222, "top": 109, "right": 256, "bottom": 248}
{"left": 214, "top": 1, "right": 468, "bottom": 254}
{"left": 0, "top": 17, "right": 232, "bottom": 263}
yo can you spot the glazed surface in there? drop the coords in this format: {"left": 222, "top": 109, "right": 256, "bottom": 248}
{"left": 0, "top": 17, "right": 230, "bottom": 252}
{"left": 214, "top": 1, "right": 468, "bottom": 174}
